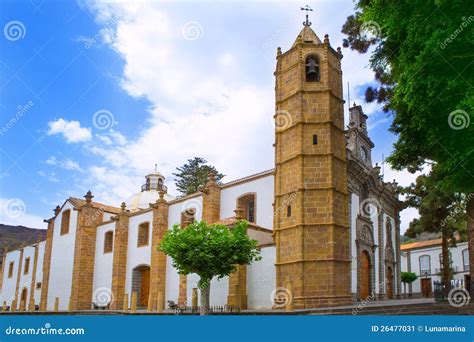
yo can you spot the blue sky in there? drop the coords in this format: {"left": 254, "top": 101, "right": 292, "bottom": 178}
{"left": 0, "top": 0, "right": 418, "bottom": 231}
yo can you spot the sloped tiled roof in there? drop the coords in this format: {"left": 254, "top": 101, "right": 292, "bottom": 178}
{"left": 400, "top": 238, "right": 443, "bottom": 251}
{"left": 68, "top": 197, "right": 121, "bottom": 214}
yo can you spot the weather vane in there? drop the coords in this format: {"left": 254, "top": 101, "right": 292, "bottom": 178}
{"left": 301, "top": 5, "right": 313, "bottom": 27}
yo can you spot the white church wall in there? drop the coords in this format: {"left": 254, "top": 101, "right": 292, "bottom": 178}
{"left": 0, "top": 250, "right": 21, "bottom": 306}
{"left": 47, "top": 201, "right": 77, "bottom": 310}
{"left": 165, "top": 255, "right": 180, "bottom": 304}
{"left": 168, "top": 195, "right": 203, "bottom": 226}
{"left": 16, "top": 245, "right": 35, "bottom": 309}
{"left": 34, "top": 241, "right": 46, "bottom": 306}
{"left": 125, "top": 210, "right": 153, "bottom": 298}
{"left": 247, "top": 245, "right": 276, "bottom": 309}
{"left": 220, "top": 175, "right": 274, "bottom": 229}
{"left": 350, "top": 193, "right": 359, "bottom": 294}
{"left": 184, "top": 273, "right": 229, "bottom": 307}
{"left": 92, "top": 221, "right": 115, "bottom": 306}
{"left": 210, "top": 277, "right": 228, "bottom": 306}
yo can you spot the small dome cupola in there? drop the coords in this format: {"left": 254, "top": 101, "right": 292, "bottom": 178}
{"left": 141, "top": 164, "right": 167, "bottom": 193}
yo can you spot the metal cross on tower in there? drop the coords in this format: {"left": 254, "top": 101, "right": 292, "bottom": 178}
{"left": 301, "top": 5, "right": 313, "bottom": 27}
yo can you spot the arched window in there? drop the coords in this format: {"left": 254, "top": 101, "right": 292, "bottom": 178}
{"left": 462, "top": 249, "right": 469, "bottom": 271}
{"left": 60, "top": 209, "right": 71, "bottom": 235}
{"left": 439, "top": 252, "right": 453, "bottom": 270}
{"left": 305, "top": 55, "right": 320, "bottom": 82}
{"left": 419, "top": 255, "right": 431, "bottom": 275}
{"left": 180, "top": 208, "right": 195, "bottom": 227}
{"left": 237, "top": 193, "right": 256, "bottom": 223}
{"left": 104, "top": 231, "right": 114, "bottom": 254}
{"left": 137, "top": 222, "right": 150, "bottom": 247}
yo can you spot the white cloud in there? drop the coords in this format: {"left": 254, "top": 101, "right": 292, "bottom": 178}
{"left": 44, "top": 156, "right": 83, "bottom": 172}
{"left": 217, "top": 52, "right": 235, "bottom": 68}
{"left": 47, "top": 118, "right": 92, "bottom": 143}
{"left": 0, "top": 198, "right": 46, "bottom": 229}
{"left": 45, "top": 156, "right": 57, "bottom": 165}
{"left": 61, "top": 159, "right": 83, "bottom": 172}
{"left": 77, "top": 1, "right": 274, "bottom": 206}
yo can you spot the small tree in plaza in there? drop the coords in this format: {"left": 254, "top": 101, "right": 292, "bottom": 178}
{"left": 159, "top": 220, "right": 261, "bottom": 315}
{"left": 401, "top": 272, "right": 417, "bottom": 298}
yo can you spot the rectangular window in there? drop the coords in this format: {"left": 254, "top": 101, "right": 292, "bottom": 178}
{"left": 103, "top": 231, "right": 114, "bottom": 254}
{"left": 312, "top": 134, "right": 318, "bottom": 145}
{"left": 463, "top": 249, "right": 469, "bottom": 272}
{"left": 60, "top": 209, "right": 71, "bottom": 235}
{"left": 36, "top": 282, "right": 42, "bottom": 290}
{"left": 8, "top": 262, "right": 14, "bottom": 278}
{"left": 247, "top": 200, "right": 255, "bottom": 223}
{"left": 287, "top": 205, "right": 292, "bottom": 217}
{"left": 24, "top": 257, "right": 30, "bottom": 274}
{"left": 138, "top": 222, "right": 150, "bottom": 247}
{"left": 419, "top": 255, "right": 430, "bottom": 275}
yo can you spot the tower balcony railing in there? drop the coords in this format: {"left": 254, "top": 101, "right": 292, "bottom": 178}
{"left": 141, "top": 182, "right": 167, "bottom": 192}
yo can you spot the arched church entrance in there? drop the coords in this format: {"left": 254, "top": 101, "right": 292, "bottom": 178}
{"left": 132, "top": 265, "right": 150, "bottom": 308}
{"left": 386, "top": 266, "right": 394, "bottom": 299}
{"left": 360, "top": 251, "right": 371, "bottom": 300}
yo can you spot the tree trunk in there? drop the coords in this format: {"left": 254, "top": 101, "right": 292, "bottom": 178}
{"left": 441, "top": 231, "right": 452, "bottom": 298}
{"left": 199, "top": 282, "right": 210, "bottom": 316}
{"left": 467, "top": 194, "right": 474, "bottom": 297}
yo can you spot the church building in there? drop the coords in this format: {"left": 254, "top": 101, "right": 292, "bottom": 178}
{"left": 0, "top": 19, "right": 402, "bottom": 311}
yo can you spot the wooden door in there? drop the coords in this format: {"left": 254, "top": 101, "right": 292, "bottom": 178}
{"left": 465, "top": 275, "right": 471, "bottom": 293}
{"left": 386, "top": 267, "right": 394, "bottom": 299}
{"left": 140, "top": 268, "right": 150, "bottom": 307}
{"left": 421, "top": 278, "right": 432, "bottom": 298}
{"left": 360, "top": 251, "right": 371, "bottom": 299}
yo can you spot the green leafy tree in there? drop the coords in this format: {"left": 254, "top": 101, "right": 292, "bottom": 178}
{"left": 173, "top": 157, "right": 225, "bottom": 196}
{"left": 342, "top": 0, "right": 474, "bottom": 291}
{"left": 400, "top": 272, "right": 417, "bottom": 298}
{"left": 159, "top": 220, "right": 261, "bottom": 315}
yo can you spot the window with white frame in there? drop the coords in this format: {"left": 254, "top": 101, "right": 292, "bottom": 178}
{"left": 419, "top": 255, "right": 431, "bottom": 275}
{"left": 462, "top": 249, "right": 469, "bottom": 271}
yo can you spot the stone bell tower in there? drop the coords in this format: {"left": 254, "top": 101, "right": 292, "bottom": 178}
{"left": 273, "top": 14, "right": 352, "bottom": 308}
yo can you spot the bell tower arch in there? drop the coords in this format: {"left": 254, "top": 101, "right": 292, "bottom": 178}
{"left": 273, "top": 17, "right": 352, "bottom": 308}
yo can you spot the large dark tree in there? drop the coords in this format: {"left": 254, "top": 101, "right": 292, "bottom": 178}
{"left": 342, "top": 0, "right": 474, "bottom": 292}
{"left": 173, "top": 157, "right": 224, "bottom": 196}
{"left": 401, "top": 169, "right": 466, "bottom": 291}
